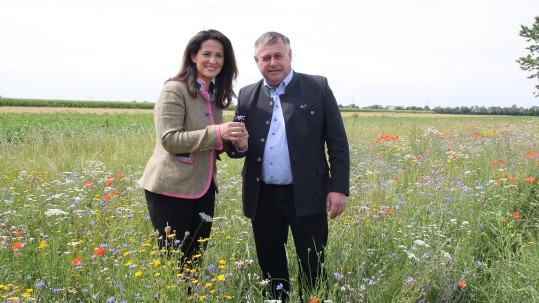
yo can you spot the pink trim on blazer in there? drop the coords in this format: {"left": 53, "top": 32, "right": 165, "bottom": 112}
{"left": 176, "top": 153, "right": 195, "bottom": 163}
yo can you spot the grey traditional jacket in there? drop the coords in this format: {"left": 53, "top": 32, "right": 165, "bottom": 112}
{"left": 139, "top": 80, "right": 224, "bottom": 198}
{"left": 227, "top": 72, "right": 350, "bottom": 218}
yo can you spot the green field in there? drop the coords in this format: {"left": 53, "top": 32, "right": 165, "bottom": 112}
{"left": 1, "top": 112, "right": 538, "bottom": 302}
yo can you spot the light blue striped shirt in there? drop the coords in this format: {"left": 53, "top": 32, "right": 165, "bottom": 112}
{"left": 261, "top": 70, "right": 294, "bottom": 185}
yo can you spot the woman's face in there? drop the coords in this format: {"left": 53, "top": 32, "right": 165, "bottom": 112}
{"left": 191, "top": 39, "right": 224, "bottom": 85}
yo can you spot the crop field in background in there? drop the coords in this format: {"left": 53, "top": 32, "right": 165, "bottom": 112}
{"left": 1, "top": 110, "right": 538, "bottom": 302}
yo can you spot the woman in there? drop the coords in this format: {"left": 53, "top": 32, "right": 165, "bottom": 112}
{"left": 139, "top": 29, "right": 248, "bottom": 265}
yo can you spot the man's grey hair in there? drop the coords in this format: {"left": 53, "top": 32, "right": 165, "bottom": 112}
{"left": 254, "top": 31, "right": 291, "bottom": 55}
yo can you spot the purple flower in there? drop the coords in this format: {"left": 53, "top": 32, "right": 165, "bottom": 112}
{"left": 405, "top": 277, "right": 414, "bottom": 285}
{"left": 235, "top": 114, "right": 246, "bottom": 123}
{"left": 276, "top": 283, "right": 284, "bottom": 291}
{"left": 299, "top": 104, "right": 307, "bottom": 109}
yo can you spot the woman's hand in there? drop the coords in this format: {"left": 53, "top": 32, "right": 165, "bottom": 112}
{"left": 219, "top": 122, "right": 248, "bottom": 149}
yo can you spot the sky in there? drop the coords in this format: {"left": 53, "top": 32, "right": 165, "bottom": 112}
{"left": 1, "top": 0, "right": 538, "bottom": 108}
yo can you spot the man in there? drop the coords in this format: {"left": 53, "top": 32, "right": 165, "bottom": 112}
{"left": 227, "top": 31, "right": 350, "bottom": 302}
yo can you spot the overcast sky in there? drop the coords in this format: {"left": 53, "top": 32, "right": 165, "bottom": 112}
{"left": 1, "top": 0, "right": 538, "bottom": 108}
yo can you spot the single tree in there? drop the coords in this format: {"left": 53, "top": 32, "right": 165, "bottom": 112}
{"left": 517, "top": 16, "right": 539, "bottom": 97}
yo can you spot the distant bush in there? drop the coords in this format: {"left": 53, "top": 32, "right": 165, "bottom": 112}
{"left": 0, "top": 98, "right": 154, "bottom": 109}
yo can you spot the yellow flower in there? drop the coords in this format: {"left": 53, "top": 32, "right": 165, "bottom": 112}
{"left": 38, "top": 241, "right": 47, "bottom": 249}
{"left": 134, "top": 271, "right": 143, "bottom": 277}
{"left": 217, "top": 274, "right": 225, "bottom": 281}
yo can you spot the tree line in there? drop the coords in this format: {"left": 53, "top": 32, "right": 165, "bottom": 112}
{"left": 340, "top": 104, "right": 539, "bottom": 116}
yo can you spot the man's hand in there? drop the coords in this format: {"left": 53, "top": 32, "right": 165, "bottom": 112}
{"left": 326, "top": 192, "right": 347, "bottom": 219}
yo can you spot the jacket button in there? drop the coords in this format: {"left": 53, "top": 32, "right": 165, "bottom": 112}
{"left": 260, "top": 138, "right": 265, "bottom": 142}
{"left": 265, "top": 120, "right": 270, "bottom": 125}
{"left": 269, "top": 102, "right": 273, "bottom": 106}
{"left": 256, "top": 178, "right": 260, "bottom": 182}
{"left": 257, "top": 158, "right": 261, "bottom": 162}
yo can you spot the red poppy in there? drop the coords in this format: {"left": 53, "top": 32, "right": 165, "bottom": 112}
{"left": 513, "top": 212, "right": 521, "bottom": 218}
{"left": 85, "top": 181, "right": 93, "bottom": 189}
{"left": 117, "top": 173, "right": 125, "bottom": 179}
{"left": 106, "top": 180, "right": 114, "bottom": 187}
{"left": 104, "top": 194, "right": 111, "bottom": 200}
{"left": 524, "top": 177, "right": 535, "bottom": 183}
{"left": 94, "top": 247, "right": 106, "bottom": 255}
{"left": 113, "top": 190, "right": 120, "bottom": 196}
{"left": 11, "top": 242, "right": 23, "bottom": 251}
{"left": 13, "top": 230, "right": 22, "bottom": 237}
{"left": 458, "top": 281, "right": 467, "bottom": 288}
{"left": 72, "top": 256, "right": 81, "bottom": 265}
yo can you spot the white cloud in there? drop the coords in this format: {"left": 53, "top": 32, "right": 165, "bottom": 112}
{"left": 0, "top": 0, "right": 537, "bottom": 107}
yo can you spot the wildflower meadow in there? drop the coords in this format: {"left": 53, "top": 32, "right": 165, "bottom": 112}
{"left": 1, "top": 112, "right": 538, "bottom": 303}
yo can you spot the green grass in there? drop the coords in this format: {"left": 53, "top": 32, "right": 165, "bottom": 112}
{"left": 1, "top": 112, "right": 538, "bottom": 302}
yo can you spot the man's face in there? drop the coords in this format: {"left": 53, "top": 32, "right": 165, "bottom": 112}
{"left": 254, "top": 38, "right": 292, "bottom": 89}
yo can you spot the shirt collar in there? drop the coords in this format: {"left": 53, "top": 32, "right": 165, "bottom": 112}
{"left": 196, "top": 77, "right": 215, "bottom": 93}
{"left": 264, "top": 70, "right": 294, "bottom": 94}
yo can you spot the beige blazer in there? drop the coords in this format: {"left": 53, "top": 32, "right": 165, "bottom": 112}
{"left": 138, "top": 80, "right": 224, "bottom": 198}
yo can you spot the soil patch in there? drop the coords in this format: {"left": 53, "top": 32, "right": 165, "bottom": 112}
{"left": 1, "top": 106, "right": 463, "bottom": 118}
